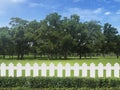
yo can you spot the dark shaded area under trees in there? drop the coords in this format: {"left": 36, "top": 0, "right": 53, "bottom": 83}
{"left": 0, "top": 12, "right": 120, "bottom": 60}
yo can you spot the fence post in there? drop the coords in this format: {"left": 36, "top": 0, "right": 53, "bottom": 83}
{"left": 90, "top": 63, "right": 96, "bottom": 78}
{"left": 113, "top": 63, "right": 119, "bottom": 77}
{"left": 25, "top": 63, "right": 31, "bottom": 76}
{"left": 33, "top": 63, "right": 39, "bottom": 77}
{"left": 0, "top": 63, "right": 6, "bottom": 77}
{"left": 49, "top": 63, "right": 55, "bottom": 77}
{"left": 98, "top": 63, "right": 104, "bottom": 77}
{"left": 82, "top": 63, "right": 88, "bottom": 77}
{"left": 57, "top": 63, "right": 63, "bottom": 77}
{"left": 16, "top": 63, "right": 22, "bottom": 77}
{"left": 106, "top": 63, "right": 112, "bottom": 77}
{"left": 73, "top": 63, "right": 79, "bottom": 77}
{"left": 41, "top": 63, "right": 47, "bottom": 77}
{"left": 65, "top": 63, "right": 71, "bottom": 77}
{"left": 8, "top": 63, "right": 14, "bottom": 77}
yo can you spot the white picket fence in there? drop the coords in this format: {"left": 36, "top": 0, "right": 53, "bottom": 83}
{"left": 0, "top": 63, "right": 120, "bottom": 78}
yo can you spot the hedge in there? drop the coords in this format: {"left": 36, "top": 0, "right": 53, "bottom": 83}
{"left": 0, "top": 77, "right": 120, "bottom": 89}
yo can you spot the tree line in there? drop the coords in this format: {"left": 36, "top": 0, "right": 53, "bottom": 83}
{"left": 0, "top": 12, "right": 120, "bottom": 60}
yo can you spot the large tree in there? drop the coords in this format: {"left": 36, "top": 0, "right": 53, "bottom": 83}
{"left": 0, "top": 27, "right": 11, "bottom": 59}
{"left": 102, "top": 23, "right": 118, "bottom": 57}
{"left": 9, "top": 17, "right": 29, "bottom": 59}
{"left": 26, "top": 20, "right": 40, "bottom": 59}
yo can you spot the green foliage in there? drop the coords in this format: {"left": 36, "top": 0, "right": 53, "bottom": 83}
{"left": 0, "top": 13, "right": 120, "bottom": 60}
{"left": 0, "top": 77, "right": 120, "bottom": 89}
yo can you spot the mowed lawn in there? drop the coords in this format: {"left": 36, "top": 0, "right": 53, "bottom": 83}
{"left": 0, "top": 56, "right": 119, "bottom": 66}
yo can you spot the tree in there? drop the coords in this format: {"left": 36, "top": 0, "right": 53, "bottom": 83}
{"left": 9, "top": 17, "right": 29, "bottom": 60}
{"left": 0, "top": 27, "right": 11, "bottom": 59}
{"left": 114, "top": 35, "right": 120, "bottom": 58}
{"left": 26, "top": 20, "right": 40, "bottom": 59}
{"left": 84, "top": 21, "right": 103, "bottom": 57}
{"left": 102, "top": 23, "right": 118, "bottom": 57}
{"left": 37, "top": 13, "right": 62, "bottom": 59}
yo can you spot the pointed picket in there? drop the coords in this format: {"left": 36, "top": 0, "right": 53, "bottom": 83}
{"left": 49, "top": 63, "right": 55, "bottom": 77}
{"left": 98, "top": 63, "right": 104, "bottom": 77}
{"left": 41, "top": 63, "right": 47, "bottom": 77}
{"left": 65, "top": 63, "right": 71, "bottom": 77}
{"left": 33, "top": 63, "right": 39, "bottom": 77}
{"left": 90, "top": 63, "right": 96, "bottom": 78}
{"left": 82, "top": 63, "right": 88, "bottom": 77}
{"left": 106, "top": 63, "right": 112, "bottom": 77}
{"left": 73, "top": 63, "right": 79, "bottom": 77}
{"left": 8, "top": 63, "right": 14, "bottom": 77}
{"left": 16, "top": 63, "right": 22, "bottom": 77}
{"left": 0, "top": 63, "right": 6, "bottom": 77}
{"left": 57, "top": 63, "right": 63, "bottom": 77}
{"left": 113, "top": 63, "right": 119, "bottom": 77}
{"left": 25, "top": 63, "right": 31, "bottom": 76}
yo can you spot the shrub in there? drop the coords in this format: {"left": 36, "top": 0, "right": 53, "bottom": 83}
{"left": 0, "top": 77, "right": 119, "bottom": 89}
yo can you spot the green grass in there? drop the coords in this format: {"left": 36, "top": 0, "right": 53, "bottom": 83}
{"left": 0, "top": 56, "right": 119, "bottom": 66}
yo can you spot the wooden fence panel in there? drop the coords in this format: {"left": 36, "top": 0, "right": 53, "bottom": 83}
{"left": 98, "top": 63, "right": 104, "bottom": 77}
{"left": 0, "top": 62, "right": 119, "bottom": 78}
{"left": 82, "top": 63, "right": 88, "bottom": 77}
{"left": 73, "top": 63, "right": 79, "bottom": 77}
{"left": 16, "top": 63, "right": 22, "bottom": 77}
{"left": 25, "top": 63, "right": 31, "bottom": 76}
{"left": 0, "top": 63, "right": 6, "bottom": 77}
{"left": 8, "top": 63, "right": 14, "bottom": 77}
{"left": 57, "top": 63, "right": 63, "bottom": 77}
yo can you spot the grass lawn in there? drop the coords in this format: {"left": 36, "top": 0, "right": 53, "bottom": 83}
{"left": 0, "top": 56, "right": 119, "bottom": 66}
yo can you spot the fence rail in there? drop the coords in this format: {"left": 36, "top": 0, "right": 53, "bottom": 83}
{"left": 0, "top": 63, "right": 120, "bottom": 77}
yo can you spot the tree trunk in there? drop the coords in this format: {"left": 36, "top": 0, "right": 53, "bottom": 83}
{"left": 102, "top": 51, "right": 105, "bottom": 58}
{"left": 90, "top": 53, "right": 92, "bottom": 58}
{"left": 34, "top": 50, "right": 37, "bottom": 59}
{"left": 64, "top": 52, "right": 67, "bottom": 59}
{"left": 84, "top": 53, "right": 87, "bottom": 59}
{"left": 12, "top": 54, "right": 14, "bottom": 59}
{"left": 116, "top": 54, "right": 119, "bottom": 59}
{"left": 21, "top": 52, "right": 24, "bottom": 60}
{"left": 18, "top": 53, "right": 20, "bottom": 60}
{"left": 3, "top": 54, "right": 5, "bottom": 59}
{"left": 55, "top": 54, "right": 58, "bottom": 59}
{"left": 79, "top": 53, "right": 82, "bottom": 59}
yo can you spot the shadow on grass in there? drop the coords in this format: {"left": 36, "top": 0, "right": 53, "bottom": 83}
{"left": 0, "top": 55, "right": 100, "bottom": 61}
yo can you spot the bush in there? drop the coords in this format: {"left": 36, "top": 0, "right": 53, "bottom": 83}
{"left": 0, "top": 77, "right": 120, "bottom": 89}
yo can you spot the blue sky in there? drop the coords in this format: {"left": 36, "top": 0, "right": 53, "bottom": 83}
{"left": 0, "top": 0, "right": 120, "bottom": 32}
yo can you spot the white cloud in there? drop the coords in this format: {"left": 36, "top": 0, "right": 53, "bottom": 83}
{"left": 62, "top": 7, "right": 103, "bottom": 21}
{"left": 93, "top": 8, "right": 102, "bottom": 14}
{"left": 0, "top": 0, "right": 26, "bottom": 9}
{"left": 61, "top": 7, "right": 120, "bottom": 33}
{"left": 28, "top": 2, "right": 59, "bottom": 11}
{"left": 0, "top": 0, "right": 26, "bottom": 15}
{"left": 10, "top": 0, "right": 26, "bottom": 3}
{"left": 0, "top": 10, "right": 5, "bottom": 15}
{"left": 116, "top": 10, "right": 120, "bottom": 14}
{"left": 114, "top": 0, "right": 120, "bottom": 2}
{"left": 0, "top": 0, "right": 26, "bottom": 5}
{"left": 73, "top": 0, "right": 83, "bottom": 3}
{"left": 29, "top": 3, "right": 46, "bottom": 8}
{"left": 104, "top": 12, "right": 111, "bottom": 15}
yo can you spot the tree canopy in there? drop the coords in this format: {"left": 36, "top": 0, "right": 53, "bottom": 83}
{"left": 0, "top": 13, "right": 119, "bottom": 59}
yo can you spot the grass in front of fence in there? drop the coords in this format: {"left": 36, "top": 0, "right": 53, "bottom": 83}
{"left": 0, "top": 56, "right": 119, "bottom": 66}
